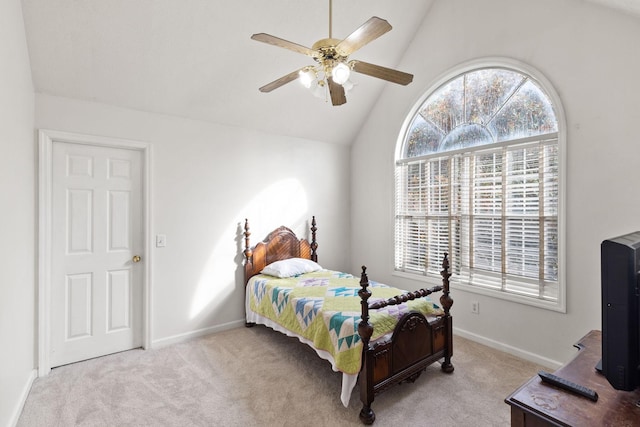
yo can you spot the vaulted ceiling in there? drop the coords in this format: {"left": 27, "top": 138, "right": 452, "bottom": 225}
{"left": 20, "top": 0, "right": 640, "bottom": 145}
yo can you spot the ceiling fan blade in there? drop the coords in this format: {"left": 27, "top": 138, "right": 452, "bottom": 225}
{"left": 335, "top": 17, "right": 392, "bottom": 57}
{"left": 351, "top": 60, "right": 414, "bottom": 85}
{"left": 327, "top": 77, "right": 347, "bottom": 106}
{"left": 258, "top": 68, "right": 304, "bottom": 93}
{"left": 251, "top": 33, "right": 318, "bottom": 58}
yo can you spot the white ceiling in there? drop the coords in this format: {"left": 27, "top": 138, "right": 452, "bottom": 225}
{"left": 20, "top": 0, "right": 640, "bottom": 146}
{"left": 587, "top": 0, "right": 640, "bottom": 15}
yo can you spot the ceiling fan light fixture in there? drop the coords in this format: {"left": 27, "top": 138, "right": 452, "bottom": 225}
{"left": 299, "top": 68, "right": 316, "bottom": 88}
{"left": 331, "top": 62, "right": 351, "bottom": 85}
{"left": 313, "top": 81, "right": 327, "bottom": 99}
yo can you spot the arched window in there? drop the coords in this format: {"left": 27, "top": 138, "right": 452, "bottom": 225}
{"left": 395, "top": 62, "right": 564, "bottom": 310}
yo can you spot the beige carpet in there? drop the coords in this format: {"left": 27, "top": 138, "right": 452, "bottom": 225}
{"left": 18, "top": 326, "right": 547, "bottom": 427}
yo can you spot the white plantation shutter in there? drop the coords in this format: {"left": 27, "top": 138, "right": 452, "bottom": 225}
{"left": 395, "top": 66, "right": 562, "bottom": 308}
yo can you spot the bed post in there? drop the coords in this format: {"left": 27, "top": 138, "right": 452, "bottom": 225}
{"left": 357, "top": 266, "right": 375, "bottom": 425}
{"left": 439, "top": 253, "right": 454, "bottom": 373}
{"left": 310, "top": 216, "right": 318, "bottom": 262}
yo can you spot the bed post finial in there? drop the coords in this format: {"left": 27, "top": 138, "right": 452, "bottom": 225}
{"left": 310, "top": 216, "right": 318, "bottom": 262}
{"left": 358, "top": 265, "right": 372, "bottom": 339}
{"left": 439, "top": 253, "right": 454, "bottom": 373}
{"left": 243, "top": 219, "right": 252, "bottom": 263}
{"left": 358, "top": 265, "right": 374, "bottom": 349}
{"left": 439, "top": 253, "right": 452, "bottom": 313}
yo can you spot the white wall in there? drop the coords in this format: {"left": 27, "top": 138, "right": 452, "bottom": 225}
{"left": 0, "top": 1, "right": 36, "bottom": 426}
{"left": 351, "top": 0, "right": 640, "bottom": 367}
{"left": 35, "top": 94, "right": 351, "bottom": 345}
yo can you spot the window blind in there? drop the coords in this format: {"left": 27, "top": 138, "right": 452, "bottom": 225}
{"left": 395, "top": 137, "right": 559, "bottom": 302}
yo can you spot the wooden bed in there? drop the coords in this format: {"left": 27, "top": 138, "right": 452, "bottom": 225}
{"left": 243, "top": 217, "right": 454, "bottom": 424}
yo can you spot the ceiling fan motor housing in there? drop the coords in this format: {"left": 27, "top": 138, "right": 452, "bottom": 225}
{"left": 312, "top": 38, "right": 349, "bottom": 72}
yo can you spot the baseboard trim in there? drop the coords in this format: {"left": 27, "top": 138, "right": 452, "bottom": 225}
{"left": 151, "top": 319, "right": 245, "bottom": 348}
{"left": 9, "top": 369, "right": 37, "bottom": 427}
{"left": 453, "top": 327, "right": 563, "bottom": 370}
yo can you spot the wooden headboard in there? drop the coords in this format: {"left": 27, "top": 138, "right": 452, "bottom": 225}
{"left": 243, "top": 217, "right": 318, "bottom": 284}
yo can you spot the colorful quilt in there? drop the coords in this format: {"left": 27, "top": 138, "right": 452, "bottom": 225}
{"left": 247, "top": 269, "right": 442, "bottom": 375}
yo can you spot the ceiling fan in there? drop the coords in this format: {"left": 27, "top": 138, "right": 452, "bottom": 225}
{"left": 251, "top": 0, "right": 414, "bottom": 106}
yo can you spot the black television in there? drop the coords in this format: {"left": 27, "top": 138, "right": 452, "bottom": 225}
{"left": 600, "top": 231, "right": 640, "bottom": 391}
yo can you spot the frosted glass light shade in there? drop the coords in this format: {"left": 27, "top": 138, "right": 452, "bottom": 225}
{"left": 313, "top": 82, "right": 326, "bottom": 98}
{"left": 299, "top": 69, "right": 315, "bottom": 88}
{"left": 332, "top": 62, "right": 351, "bottom": 85}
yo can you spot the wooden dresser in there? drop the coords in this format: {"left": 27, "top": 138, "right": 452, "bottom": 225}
{"left": 505, "top": 330, "right": 640, "bottom": 426}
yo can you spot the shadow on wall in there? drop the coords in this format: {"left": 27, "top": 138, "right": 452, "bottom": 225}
{"left": 189, "top": 178, "right": 309, "bottom": 320}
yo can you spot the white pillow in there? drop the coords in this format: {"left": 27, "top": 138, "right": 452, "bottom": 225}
{"left": 261, "top": 257, "right": 322, "bottom": 278}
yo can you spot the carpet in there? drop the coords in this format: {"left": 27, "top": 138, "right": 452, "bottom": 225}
{"left": 17, "top": 326, "right": 547, "bottom": 426}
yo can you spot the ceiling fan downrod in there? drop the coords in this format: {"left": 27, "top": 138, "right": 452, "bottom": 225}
{"left": 329, "top": 0, "right": 333, "bottom": 38}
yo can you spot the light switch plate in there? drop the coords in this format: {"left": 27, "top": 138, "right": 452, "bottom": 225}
{"left": 156, "top": 234, "right": 166, "bottom": 247}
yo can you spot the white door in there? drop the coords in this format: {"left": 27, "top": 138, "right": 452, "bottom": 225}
{"left": 50, "top": 141, "right": 143, "bottom": 367}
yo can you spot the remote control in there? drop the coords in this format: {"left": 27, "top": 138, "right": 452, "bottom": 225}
{"left": 538, "top": 371, "right": 598, "bottom": 401}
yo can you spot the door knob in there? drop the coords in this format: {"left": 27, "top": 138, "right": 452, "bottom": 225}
{"left": 132, "top": 255, "right": 141, "bottom": 263}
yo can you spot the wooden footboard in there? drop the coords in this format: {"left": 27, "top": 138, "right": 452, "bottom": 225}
{"left": 357, "top": 254, "right": 454, "bottom": 424}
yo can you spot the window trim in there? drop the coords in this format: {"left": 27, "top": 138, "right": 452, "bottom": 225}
{"left": 394, "top": 57, "right": 566, "bottom": 313}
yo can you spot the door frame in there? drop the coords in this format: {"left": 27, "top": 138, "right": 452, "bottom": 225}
{"left": 38, "top": 129, "right": 153, "bottom": 376}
